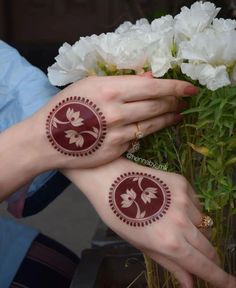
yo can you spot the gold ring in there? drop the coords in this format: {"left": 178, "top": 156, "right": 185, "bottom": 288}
{"left": 135, "top": 123, "right": 144, "bottom": 140}
{"left": 197, "top": 215, "right": 214, "bottom": 229}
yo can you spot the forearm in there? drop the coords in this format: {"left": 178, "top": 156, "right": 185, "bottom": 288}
{"left": 61, "top": 158, "right": 138, "bottom": 239}
{"left": 0, "top": 117, "right": 55, "bottom": 201}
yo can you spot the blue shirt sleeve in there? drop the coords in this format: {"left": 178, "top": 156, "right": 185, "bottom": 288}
{"left": 0, "top": 40, "right": 60, "bottom": 203}
{"left": 0, "top": 40, "right": 59, "bottom": 130}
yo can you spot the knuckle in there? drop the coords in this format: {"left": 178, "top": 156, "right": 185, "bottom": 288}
{"left": 178, "top": 195, "right": 190, "bottom": 210}
{"left": 144, "top": 79, "right": 157, "bottom": 96}
{"left": 104, "top": 146, "right": 118, "bottom": 160}
{"left": 108, "top": 132, "right": 123, "bottom": 147}
{"left": 164, "top": 237, "right": 182, "bottom": 254}
{"left": 174, "top": 213, "right": 188, "bottom": 228}
{"left": 174, "top": 81, "right": 186, "bottom": 96}
{"left": 175, "top": 174, "right": 189, "bottom": 190}
{"left": 208, "top": 249, "right": 217, "bottom": 261}
{"left": 100, "top": 86, "right": 119, "bottom": 101}
{"left": 153, "top": 100, "right": 164, "bottom": 114}
{"left": 180, "top": 246, "right": 192, "bottom": 259}
{"left": 106, "top": 109, "right": 124, "bottom": 126}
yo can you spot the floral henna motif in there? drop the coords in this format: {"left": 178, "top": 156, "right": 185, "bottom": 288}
{"left": 109, "top": 172, "right": 171, "bottom": 226}
{"left": 46, "top": 96, "right": 106, "bottom": 156}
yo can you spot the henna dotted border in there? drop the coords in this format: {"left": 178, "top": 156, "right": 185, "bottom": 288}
{"left": 46, "top": 96, "right": 107, "bottom": 157}
{"left": 109, "top": 172, "right": 171, "bottom": 227}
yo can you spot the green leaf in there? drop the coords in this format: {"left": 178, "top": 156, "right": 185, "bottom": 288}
{"left": 181, "top": 107, "right": 205, "bottom": 115}
{"left": 225, "top": 157, "right": 236, "bottom": 166}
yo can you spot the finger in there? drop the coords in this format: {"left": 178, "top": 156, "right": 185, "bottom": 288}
{"left": 185, "top": 199, "right": 212, "bottom": 240}
{"left": 122, "top": 97, "right": 182, "bottom": 124}
{"left": 185, "top": 223, "right": 221, "bottom": 266}
{"left": 149, "top": 252, "right": 194, "bottom": 288}
{"left": 187, "top": 184, "right": 202, "bottom": 210}
{"left": 184, "top": 198, "right": 202, "bottom": 226}
{"left": 119, "top": 77, "right": 198, "bottom": 102}
{"left": 120, "top": 112, "right": 183, "bottom": 143}
{"left": 173, "top": 243, "right": 236, "bottom": 288}
{"left": 120, "top": 77, "right": 198, "bottom": 102}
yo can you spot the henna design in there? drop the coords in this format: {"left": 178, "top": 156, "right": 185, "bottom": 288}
{"left": 109, "top": 172, "right": 171, "bottom": 227}
{"left": 46, "top": 97, "right": 106, "bottom": 156}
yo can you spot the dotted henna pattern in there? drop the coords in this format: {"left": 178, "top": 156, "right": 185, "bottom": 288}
{"left": 109, "top": 172, "right": 171, "bottom": 227}
{"left": 46, "top": 96, "right": 106, "bottom": 157}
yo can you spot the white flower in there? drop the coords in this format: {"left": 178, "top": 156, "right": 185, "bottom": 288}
{"left": 115, "top": 18, "right": 151, "bottom": 34}
{"left": 141, "top": 187, "right": 158, "bottom": 204}
{"left": 115, "top": 21, "right": 133, "bottom": 34}
{"left": 65, "top": 130, "right": 84, "bottom": 147}
{"left": 150, "top": 41, "right": 179, "bottom": 77}
{"left": 66, "top": 108, "right": 84, "bottom": 127}
{"left": 174, "top": 1, "right": 220, "bottom": 43}
{"left": 212, "top": 18, "right": 236, "bottom": 32}
{"left": 178, "top": 29, "right": 236, "bottom": 90}
{"left": 48, "top": 40, "right": 103, "bottom": 86}
{"left": 149, "top": 16, "right": 179, "bottom": 77}
{"left": 151, "top": 15, "right": 174, "bottom": 39}
{"left": 120, "top": 189, "right": 136, "bottom": 208}
{"left": 114, "top": 17, "right": 178, "bottom": 75}
{"left": 181, "top": 63, "right": 230, "bottom": 91}
{"left": 94, "top": 32, "right": 150, "bottom": 73}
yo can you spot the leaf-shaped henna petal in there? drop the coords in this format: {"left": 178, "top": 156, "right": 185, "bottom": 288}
{"left": 139, "top": 210, "right": 146, "bottom": 218}
{"left": 52, "top": 120, "right": 58, "bottom": 128}
{"left": 77, "top": 135, "right": 84, "bottom": 147}
{"left": 127, "top": 189, "right": 136, "bottom": 200}
{"left": 66, "top": 107, "right": 73, "bottom": 120}
{"left": 65, "top": 130, "right": 77, "bottom": 138}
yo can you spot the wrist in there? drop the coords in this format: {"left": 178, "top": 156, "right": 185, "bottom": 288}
{"left": 0, "top": 117, "right": 50, "bottom": 200}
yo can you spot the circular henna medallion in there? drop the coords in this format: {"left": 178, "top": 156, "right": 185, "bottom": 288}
{"left": 109, "top": 172, "right": 171, "bottom": 227}
{"left": 46, "top": 96, "right": 106, "bottom": 156}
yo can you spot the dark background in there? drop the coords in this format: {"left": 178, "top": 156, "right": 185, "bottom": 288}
{"left": 0, "top": 0, "right": 235, "bottom": 72}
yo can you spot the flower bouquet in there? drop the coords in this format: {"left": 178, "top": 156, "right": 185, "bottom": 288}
{"left": 48, "top": 1, "right": 236, "bottom": 287}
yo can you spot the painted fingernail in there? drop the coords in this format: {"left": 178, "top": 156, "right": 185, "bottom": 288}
{"left": 174, "top": 113, "right": 183, "bottom": 123}
{"left": 184, "top": 85, "right": 199, "bottom": 96}
{"left": 177, "top": 100, "right": 188, "bottom": 112}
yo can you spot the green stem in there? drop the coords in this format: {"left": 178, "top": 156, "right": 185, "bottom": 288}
{"left": 144, "top": 254, "right": 159, "bottom": 288}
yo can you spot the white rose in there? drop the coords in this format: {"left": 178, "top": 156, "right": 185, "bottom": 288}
{"left": 174, "top": 1, "right": 220, "bottom": 43}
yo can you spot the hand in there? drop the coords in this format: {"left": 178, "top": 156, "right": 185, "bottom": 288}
{"left": 33, "top": 74, "right": 197, "bottom": 169}
{"left": 0, "top": 74, "right": 196, "bottom": 200}
{"left": 63, "top": 158, "right": 236, "bottom": 288}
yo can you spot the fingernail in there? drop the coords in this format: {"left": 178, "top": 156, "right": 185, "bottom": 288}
{"left": 177, "top": 100, "right": 188, "bottom": 112}
{"left": 174, "top": 113, "right": 183, "bottom": 123}
{"left": 184, "top": 85, "right": 199, "bottom": 96}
